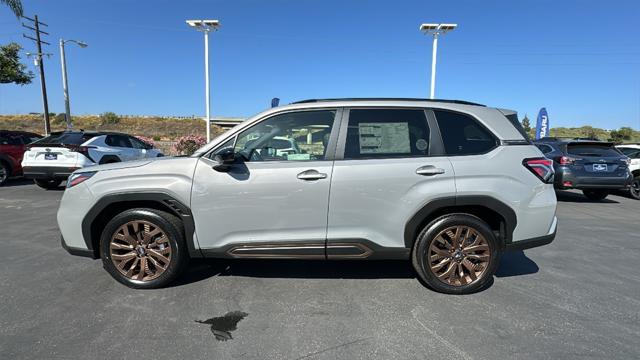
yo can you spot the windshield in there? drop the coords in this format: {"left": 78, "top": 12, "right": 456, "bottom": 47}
{"left": 32, "top": 132, "right": 96, "bottom": 146}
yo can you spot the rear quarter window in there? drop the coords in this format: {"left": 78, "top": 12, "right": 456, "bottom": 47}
{"left": 433, "top": 110, "right": 497, "bottom": 156}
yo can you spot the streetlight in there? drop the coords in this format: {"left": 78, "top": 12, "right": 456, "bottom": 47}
{"left": 186, "top": 19, "right": 220, "bottom": 143}
{"left": 59, "top": 39, "right": 87, "bottom": 129}
{"left": 419, "top": 23, "right": 457, "bottom": 99}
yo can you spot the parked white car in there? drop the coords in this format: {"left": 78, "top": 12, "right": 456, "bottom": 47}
{"left": 22, "top": 131, "right": 163, "bottom": 189}
{"left": 617, "top": 144, "right": 640, "bottom": 199}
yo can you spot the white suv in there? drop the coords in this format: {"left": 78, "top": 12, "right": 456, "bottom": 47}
{"left": 617, "top": 144, "right": 640, "bottom": 199}
{"left": 57, "top": 98, "right": 557, "bottom": 294}
{"left": 22, "top": 131, "right": 163, "bottom": 189}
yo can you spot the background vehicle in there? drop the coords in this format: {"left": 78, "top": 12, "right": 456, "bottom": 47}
{"left": 535, "top": 138, "right": 632, "bottom": 201}
{"left": 617, "top": 144, "right": 640, "bottom": 199}
{"left": 57, "top": 98, "right": 557, "bottom": 295}
{"left": 22, "top": 131, "right": 163, "bottom": 189}
{"left": 0, "top": 130, "right": 42, "bottom": 186}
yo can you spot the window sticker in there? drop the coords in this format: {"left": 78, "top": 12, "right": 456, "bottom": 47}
{"left": 358, "top": 122, "right": 411, "bottom": 154}
{"left": 415, "top": 139, "right": 428, "bottom": 151}
{"left": 286, "top": 153, "right": 311, "bottom": 161}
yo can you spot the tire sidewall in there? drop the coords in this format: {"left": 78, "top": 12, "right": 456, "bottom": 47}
{"left": 100, "top": 208, "right": 186, "bottom": 289}
{"left": 630, "top": 178, "right": 640, "bottom": 200}
{"left": 412, "top": 214, "right": 501, "bottom": 295}
{"left": 0, "top": 162, "right": 9, "bottom": 185}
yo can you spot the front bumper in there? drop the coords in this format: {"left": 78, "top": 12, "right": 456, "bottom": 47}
{"left": 554, "top": 167, "right": 632, "bottom": 190}
{"left": 22, "top": 166, "right": 79, "bottom": 180}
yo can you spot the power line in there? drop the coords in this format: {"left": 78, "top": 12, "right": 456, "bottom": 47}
{"left": 22, "top": 14, "right": 51, "bottom": 135}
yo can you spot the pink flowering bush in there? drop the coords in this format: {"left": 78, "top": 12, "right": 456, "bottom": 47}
{"left": 135, "top": 135, "right": 156, "bottom": 148}
{"left": 173, "top": 135, "right": 207, "bottom": 155}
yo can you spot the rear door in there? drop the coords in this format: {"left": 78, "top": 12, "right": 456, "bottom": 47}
{"left": 105, "top": 135, "right": 137, "bottom": 161}
{"left": 326, "top": 108, "right": 456, "bottom": 257}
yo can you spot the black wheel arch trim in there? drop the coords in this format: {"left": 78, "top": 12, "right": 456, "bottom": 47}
{"left": 80, "top": 191, "right": 202, "bottom": 259}
{"left": 404, "top": 195, "right": 517, "bottom": 249}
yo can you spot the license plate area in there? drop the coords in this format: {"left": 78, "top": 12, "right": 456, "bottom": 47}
{"left": 44, "top": 153, "right": 57, "bottom": 160}
{"left": 592, "top": 163, "right": 608, "bottom": 172}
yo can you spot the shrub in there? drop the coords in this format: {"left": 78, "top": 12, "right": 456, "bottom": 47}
{"left": 100, "top": 111, "right": 120, "bottom": 125}
{"left": 173, "top": 135, "right": 207, "bottom": 155}
{"left": 135, "top": 135, "right": 156, "bottom": 148}
{"left": 53, "top": 113, "right": 67, "bottom": 125}
{"left": 152, "top": 135, "right": 161, "bottom": 141}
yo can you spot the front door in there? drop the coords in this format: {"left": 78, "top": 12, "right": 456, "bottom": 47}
{"left": 191, "top": 109, "right": 340, "bottom": 257}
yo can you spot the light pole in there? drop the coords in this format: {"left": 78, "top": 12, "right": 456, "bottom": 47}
{"left": 186, "top": 19, "right": 220, "bottom": 143}
{"left": 420, "top": 23, "right": 457, "bottom": 99}
{"left": 59, "top": 39, "right": 87, "bottom": 129}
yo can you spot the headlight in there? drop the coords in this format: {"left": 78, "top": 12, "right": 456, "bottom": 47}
{"left": 67, "top": 171, "right": 97, "bottom": 188}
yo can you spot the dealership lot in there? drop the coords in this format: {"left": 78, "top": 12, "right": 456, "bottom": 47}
{"left": 1, "top": 181, "right": 639, "bottom": 359}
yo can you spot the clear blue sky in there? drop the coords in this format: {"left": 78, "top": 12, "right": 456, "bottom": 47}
{"left": 1, "top": 0, "right": 639, "bottom": 129}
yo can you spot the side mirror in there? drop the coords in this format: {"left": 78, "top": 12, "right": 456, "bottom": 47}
{"left": 212, "top": 148, "right": 236, "bottom": 172}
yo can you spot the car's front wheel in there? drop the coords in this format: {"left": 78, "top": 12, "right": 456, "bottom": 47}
{"left": 100, "top": 208, "right": 188, "bottom": 289}
{"left": 34, "top": 179, "right": 62, "bottom": 189}
{"left": 582, "top": 189, "right": 609, "bottom": 201}
{"left": 630, "top": 177, "right": 640, "bottom": 200}
{"left": 412, "top": 214, "right": 500, "bottom": 295}
{"left": 0, "top": 162, "right": 9, "bottom": 186}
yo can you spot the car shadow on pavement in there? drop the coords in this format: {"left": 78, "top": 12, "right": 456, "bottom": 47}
{"left": 174, "top": 252, "right": 539, "bottom": 287}
{"left": 495, "top": 250, "right": 539, "bottom": 278}
{"left": 1, "top": 178, "right": 35, "bottom": 187}
{"left": 555, "top": 190, "right": 620, "bottom": 203}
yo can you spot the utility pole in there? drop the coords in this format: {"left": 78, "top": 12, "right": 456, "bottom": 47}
{"left": 22, "top": 15, "right": 51, "bottom": 135}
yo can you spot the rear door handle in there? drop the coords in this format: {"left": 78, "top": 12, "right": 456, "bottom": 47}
{"left": 297, "top": 169, "right": 327, "bottom": 181}
{"left": 416, "top": 165, "right": 445, "bottom": 176}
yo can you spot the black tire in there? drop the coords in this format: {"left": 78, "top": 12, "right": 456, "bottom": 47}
{"left": 100, "top": 208, "right": 188, "bottom": 289}
{"left": 0, "top": 161, "right": 9, "bottom": 186}
{"left": 412, "top": 214, "right": 501, "bottom": 295}
{"left": 34, "top": 179, "right": 62, "bottom": 189}
{"left": 582, "top": 189, "right": 609, "bottom": 201}
{"left": 630, "top": 177, "right": 640, "bottom": 200}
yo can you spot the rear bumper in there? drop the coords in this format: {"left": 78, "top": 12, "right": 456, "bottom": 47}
{"left": 554, "top": 168, "right": 632, "bottom": 190}
{"left": 506, "top": 216, "right": 557, "bottom": 251}
{"left": 22, "top": 166, "right": 79, "bottom": 180}
{"left": 61, "top": 235, "right": 96, "bottom": 258}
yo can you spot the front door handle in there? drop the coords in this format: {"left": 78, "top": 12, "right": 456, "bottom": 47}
{"left": 416, "top": 165, "right": 445, "bottom": 176}
{"left": 297, "top": 169, "right": 327, "bottom": 181}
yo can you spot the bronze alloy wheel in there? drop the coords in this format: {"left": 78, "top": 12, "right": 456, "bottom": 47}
{"left": 109, "top": 220, "right": 172, "bottom": 282}
{"left": 428, "top": 225, "right": 491, "bottom": 287}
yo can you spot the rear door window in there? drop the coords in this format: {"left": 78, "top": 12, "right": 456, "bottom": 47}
{"left": 434, "top": 110, "right": 497, "bottom": 156}
{"left": 106, "top": 135, "right": 133, "bottom": 148}
{"left": 343, "top": 109, "right": 431, "bottom": 159}
{"left": 567, "top": 144, "right": 622, "bottom": 157}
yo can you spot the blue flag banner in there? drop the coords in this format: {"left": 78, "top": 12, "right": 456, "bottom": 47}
{"left": 535, "top": 108, "right": 550, "bottom": 140}
{"left": 271, "top": 97, "right": 280, "bottom": 108}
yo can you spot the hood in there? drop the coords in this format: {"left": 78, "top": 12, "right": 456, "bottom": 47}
{"left": 80, "top": 159, "right": 153, "bottom": 173}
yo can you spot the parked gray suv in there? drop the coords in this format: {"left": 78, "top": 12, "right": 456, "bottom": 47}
{"left": 57, "top": 98, "right": 557, "bottom": 294}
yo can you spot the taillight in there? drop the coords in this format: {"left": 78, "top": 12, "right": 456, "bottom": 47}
{"left": 67, "top": 171, "right": 97, "bottom": 188}
{"left": 67, "top": 145, "right": 96, "bottom": 162}
{"left": 556, "top": 155, "right": 580, "bottom": 165}
{"left": 523, "top": 158, "right": 554, "bottom": 183}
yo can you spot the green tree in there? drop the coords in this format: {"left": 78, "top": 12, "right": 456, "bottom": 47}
{"left": 521, "top": 115, "right": 531, "bottom": 134}
{"left": 100, "top": 111, "right": 121, "bottom": 125}
{"left": 609, "top": 127, "right": 633, "bottom": 143}
{"left": 0, "top": 43, "right": 33, "bottom": 85}
{"left": 1, "top": 0, "right": 23, "bottom": 18}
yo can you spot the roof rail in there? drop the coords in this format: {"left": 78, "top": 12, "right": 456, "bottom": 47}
{"left": 290, "top": 98, "right": 486, "bottom": 107}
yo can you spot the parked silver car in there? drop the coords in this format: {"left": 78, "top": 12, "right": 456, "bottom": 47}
{"left": 57, "top": 98, "right": 557, "bottom": 294}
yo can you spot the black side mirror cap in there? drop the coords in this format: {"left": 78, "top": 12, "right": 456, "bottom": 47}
{"left": 212, "top": 148, "right": 236, "bottom": 172}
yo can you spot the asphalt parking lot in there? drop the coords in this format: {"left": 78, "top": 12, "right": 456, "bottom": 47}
{"left": 1, "top": 180, "right": 639, "bottom": 360}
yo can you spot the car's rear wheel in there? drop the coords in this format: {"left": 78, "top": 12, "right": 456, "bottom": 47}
{"left": 100, "top": 208, "right": 188, "bottom": 289}
{"left": 34, "top": 179, "right": 62, "bottom": 189}
{"left": 582, "top": 189, "right": 609, "bottom": 201}
{"left": 412, "top": 214, "right": 500, "bottom": 295}
{"left": 630, "top": 177, "right": 640, "bottom": 200}
{"left": 0, "top": 162, "right": 9, "bottom": 186}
